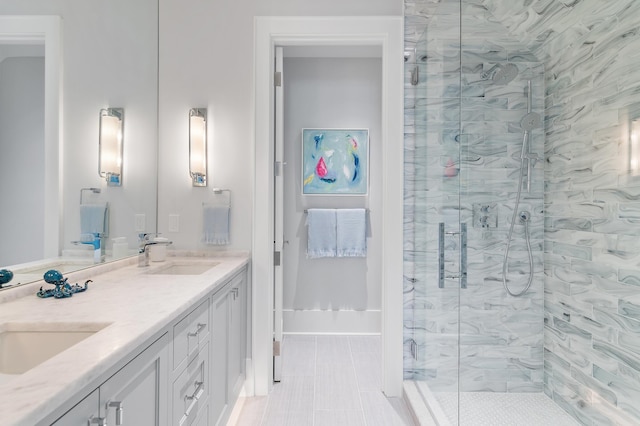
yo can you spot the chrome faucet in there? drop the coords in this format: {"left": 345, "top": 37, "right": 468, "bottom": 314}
{"left": 138, "top": 233, "right": 172, "bottom": 267}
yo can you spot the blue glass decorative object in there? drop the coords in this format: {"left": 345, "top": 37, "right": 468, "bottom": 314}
{"left": 43, "top": 269, "right": 64, "bottom": 284}
{"left": 37, "top": 269, "right": 91, "bottom": 299}
{"left": 0, "top": 269, "right": 13, "bottom": 288}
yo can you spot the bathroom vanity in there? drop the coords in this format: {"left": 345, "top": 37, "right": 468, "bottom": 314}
{"left": 0, "top": 254, "right": 250, "bottom": 426}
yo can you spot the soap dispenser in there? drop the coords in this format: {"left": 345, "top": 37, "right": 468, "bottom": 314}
{"left": 80, "top": 233, "right": 102, "bottom": 263}
{"left": 90, "top": 233, "right": 102, "bottom": 263}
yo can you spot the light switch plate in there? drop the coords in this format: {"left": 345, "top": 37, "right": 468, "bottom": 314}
{"left": 135, "top": 214, "right": 146, "bottom": 232}
{"left": 169, "top": 214, "right": 180, "bottom": 233}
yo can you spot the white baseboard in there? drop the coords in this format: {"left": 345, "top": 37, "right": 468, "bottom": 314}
{"left": 241, "top": 358, "right": 253, "bottom": 397}
{"left": 282, "top": 309, "right": 381, "bottom": 334}
{"left": 226, "top": 396, "right": 246, "bottom": 426}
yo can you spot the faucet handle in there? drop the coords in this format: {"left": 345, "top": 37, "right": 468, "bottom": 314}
{"left": 138, "top": 233, "right": 154, "bottom": 242}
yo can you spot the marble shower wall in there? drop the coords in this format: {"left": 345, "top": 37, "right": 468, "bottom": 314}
{"left": 480, "top": 0, "right": 640, "bottom": 424}
{"left": 403, "top": 0, "right": 545, "bottom": 393}
{"left": 405, "top": 0, "right": 640, "bottom": 424}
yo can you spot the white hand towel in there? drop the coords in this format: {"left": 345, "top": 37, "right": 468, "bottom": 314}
{"left": 80, "top": 203, "right": 108, "bottom": 235}
{"left": 203, "top": 205, "right": 230, "bottom": 245}
{"left": 306, "top": 209, "right": 337, "bottom": 258}
{"left": 336, "top": 208, "right": 367, "bottom": 257}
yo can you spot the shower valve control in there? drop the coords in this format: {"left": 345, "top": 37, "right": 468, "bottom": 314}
{"left": 473, "top": 203, "right": 498, "bottom": 228}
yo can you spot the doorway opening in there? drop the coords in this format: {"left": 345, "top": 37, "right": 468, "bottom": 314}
{"left": 273, "top": 46, "right": 384, "bottom": 382}
{"left": 252, "top": 16, "right": 404, "bottom": 397}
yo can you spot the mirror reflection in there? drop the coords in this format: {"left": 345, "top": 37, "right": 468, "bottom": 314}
{"left": 0, "top": 1, "right": 159, "bottom": 290}
{"left": 0, "top": 43, "right": 45, "bottom": 267}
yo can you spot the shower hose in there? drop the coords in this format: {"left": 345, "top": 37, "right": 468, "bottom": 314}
{"left": 502, "top": 133, "right": 534, "bottom": 297}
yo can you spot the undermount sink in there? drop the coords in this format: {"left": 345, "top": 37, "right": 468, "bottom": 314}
{"left": 0, "top": 322, "right": 110, "bottom": 376}
{"left": 146, "top": 262, "right": 220, "bottom": 275}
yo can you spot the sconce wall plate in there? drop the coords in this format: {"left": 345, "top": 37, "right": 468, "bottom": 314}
{"left": 189, "top": 108, "right": 207, "bottom": 187}
{"left": 99, "top": 108, "right": 124, "bottom": 186}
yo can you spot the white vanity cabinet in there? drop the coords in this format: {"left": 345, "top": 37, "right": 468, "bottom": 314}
{"left": 171, "top": 344, "right": 209, "bottom": 426}
{"left": 228, "top": 271, "right": 247, "bottom": 400}
{"left": 39, "top": 262, "right": 249, "bottom": 426}
{"left": 52, "top": 333, "right": 169, "bottom": 426}
{"left": 211, "top": 270, "right": 248, "bottom": 426}
{"left": 170, "top": 298, "right": 211, "bottom": 426}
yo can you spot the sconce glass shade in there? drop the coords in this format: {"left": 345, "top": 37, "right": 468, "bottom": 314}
{"left": 98, "top": 108, "right": 124, "bottom": 186}
{"left": 189, "top": 108, "right": 207, "bottom": 187}
{"left": 631, "top": 118, "right": 640, "bottom": 175}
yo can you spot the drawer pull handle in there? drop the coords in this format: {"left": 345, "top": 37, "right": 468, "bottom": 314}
{"left": 187, "top": 323, "right": 206, "bottom": 337}
{"left": 107, "top": 401, "right": 124, "bottom": 425}
{"left": 231, "top": 287, "right": 239, "bottom": 299}
{"left": 180, "top": 381, "right": 205, "bottom": 426}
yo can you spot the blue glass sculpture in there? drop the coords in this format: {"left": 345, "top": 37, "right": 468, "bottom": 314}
{"left": 0, "top": 269, "right": 13, "bottom": 288}
{"left": 37, "top": 269, "right": 91, "bottom": 299}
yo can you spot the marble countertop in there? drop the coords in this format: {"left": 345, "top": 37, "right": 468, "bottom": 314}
{"left": 0, "top": 253, "right": 250, "bottom": 426}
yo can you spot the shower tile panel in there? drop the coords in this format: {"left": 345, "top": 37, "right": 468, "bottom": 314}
{"left": 618, "top": 361, "right": 640, "bottom": 388}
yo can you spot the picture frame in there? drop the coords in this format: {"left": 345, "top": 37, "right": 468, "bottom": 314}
{"left": 301, "top": 128, "right": 369, "bottom": 195}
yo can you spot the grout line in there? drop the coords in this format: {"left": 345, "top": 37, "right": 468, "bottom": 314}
{"left": 256, "top": 381, "right": 269, "bottom": 425}
{"left": 349, "top": 336, "right": 369, "bottom": 425}
{"left": 312, "top": 335, "right": 317, "bottom": 426}
{"left": 256, "top": 396, "right": 269, "bottom": 426}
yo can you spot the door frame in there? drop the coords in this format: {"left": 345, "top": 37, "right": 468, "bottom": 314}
{"left": 252, "top": 16, "right": 404, "bottom": 397}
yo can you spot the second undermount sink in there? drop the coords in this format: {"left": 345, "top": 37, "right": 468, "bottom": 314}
{"left": 146, "top": 262, "right": 220, "bottom": 275}
{"left": 0, "top": 322, "right": 110, "bottom": 376}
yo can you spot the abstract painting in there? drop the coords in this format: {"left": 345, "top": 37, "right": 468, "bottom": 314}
{"left": 302, "top": 128, "right": 369, "bottom": 195}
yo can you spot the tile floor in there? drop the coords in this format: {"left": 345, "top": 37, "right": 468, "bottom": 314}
{"left": 434, "top": 391, "right": 581, "bottom": 425}
{"left": 234, "top": 335, "right": 415, "bottom": 426}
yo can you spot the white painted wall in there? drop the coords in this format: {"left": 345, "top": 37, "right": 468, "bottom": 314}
{"left": 157, "top": 0, "right": 402, "bottom": 251}
{"left": 0, "top": 1, "right": 158, "bottom": 257}
{"left": 0, "top": 57, "right": 45, "bottom": 265}
{"left": 282, "top": 57, "right": 382, "bottom": 333}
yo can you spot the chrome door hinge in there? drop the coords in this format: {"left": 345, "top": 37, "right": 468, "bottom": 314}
{"left": 274, "top": 71, "right": 282, "bottom": 87}
{"left": 274, "top": 251, "right": 281, "bottom": 266}
{"left": 273, "top": 340, "right": 281, "bottom": 356}
{"left": 274, "top": 161, "right": 286, "bottom": 176}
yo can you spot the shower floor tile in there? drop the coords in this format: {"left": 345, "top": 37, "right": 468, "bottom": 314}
{"left": 434, "top": 391, "right": 580, "bottom": 425}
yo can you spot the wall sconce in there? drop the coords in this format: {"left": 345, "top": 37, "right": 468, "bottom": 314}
{"left": 189, "top": 108, "right": 207, "bottom": 187}
{"left": 98, "top": 108, "right": 124, "bottom": 186}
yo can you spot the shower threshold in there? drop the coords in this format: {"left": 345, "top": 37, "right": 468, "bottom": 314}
{"left": 404, "top": 381, "right": 580, "bottom": 426}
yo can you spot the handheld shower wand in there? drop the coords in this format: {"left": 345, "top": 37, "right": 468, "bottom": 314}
{"left": 502, "top": 80, "right": 541, "bottom": 297}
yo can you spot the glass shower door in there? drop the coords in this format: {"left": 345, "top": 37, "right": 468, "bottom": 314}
{"left": 410, "top": 0, "right": 546, "bottom": 423}
{"left": 411, "top": 0, "right": 463, "bottom": 423}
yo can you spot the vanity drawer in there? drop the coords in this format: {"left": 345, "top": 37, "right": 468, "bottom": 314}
{"left": 173, "top": 344, "right": 209, "bottom": 426}
{"left": 173, "top": 299, "right": 210, "bottom": 370}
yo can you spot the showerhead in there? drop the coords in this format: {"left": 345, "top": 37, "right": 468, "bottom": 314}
{"left": 520, "top": 112, "right": 542, "bottom": 131}
{"left": 492, "top": 63, "right": 518, "bottom": 85}
{"left": 482, "top": 63, "right": 519, "bottom": 85}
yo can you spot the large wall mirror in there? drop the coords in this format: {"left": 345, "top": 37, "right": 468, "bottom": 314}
{"left": 0, "top": 1, "right": 158, "bottom": 289}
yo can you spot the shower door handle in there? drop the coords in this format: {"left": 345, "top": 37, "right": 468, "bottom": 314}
{"left": 438, "top": 223, "right": 445, "bottom": 288}
{"left": 460, "top": 223, "right": 467, "bottom": 289}
{"left": 438, "top": 222, "right": 467, "bottom": 289}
